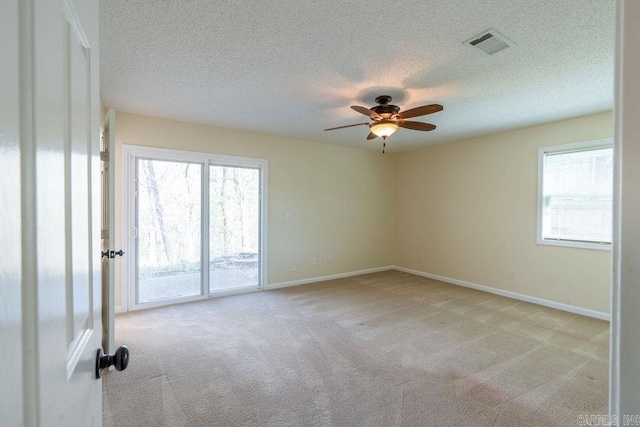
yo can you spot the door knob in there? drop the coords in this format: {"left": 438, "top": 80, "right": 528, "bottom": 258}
{"left": 95, "top": 345, "right": 130, "bottom": 379}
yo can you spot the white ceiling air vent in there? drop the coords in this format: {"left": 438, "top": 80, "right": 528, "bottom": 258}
{"left": 465, "top": 29, "right": 515, "bottom": 55}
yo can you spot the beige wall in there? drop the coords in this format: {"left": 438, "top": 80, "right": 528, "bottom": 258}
{"left": 113, "top": 112, "right": 396, "bottom": 307}
{"left": 394, "top": 111, "right": 613, "bottom": 314}
{"left": 113, "top": 110, "right": 613, "bottom": 314}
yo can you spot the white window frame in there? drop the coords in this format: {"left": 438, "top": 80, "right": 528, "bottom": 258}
{"left": 122, "top": 145, "right": 268, "bottom": 311}
{"left": 537, "top": 138, "right": 613, "bottom": 251}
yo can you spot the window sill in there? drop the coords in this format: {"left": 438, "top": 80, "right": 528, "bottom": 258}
{"left": 536, "top": 238, "right": 612, "bottom": 251}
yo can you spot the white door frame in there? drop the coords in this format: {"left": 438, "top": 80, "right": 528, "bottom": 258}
{"left": 122, "top": 144, "right": 268, "bottom": 311}
{"left": 101, "top": 108, "right": 116, "bottom": 355}
{"left": 610, "top": 0, "right": 640, "bottom": 418}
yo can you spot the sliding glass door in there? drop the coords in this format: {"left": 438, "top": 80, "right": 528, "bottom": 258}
{"left": 136, "top": 158, "right": 202, "bottom": 304}
{"left": 126, "top": 146, "right": 267, "bottom": 310}
{"left": 209, "top": 165, "right": 260, "bottom": 291}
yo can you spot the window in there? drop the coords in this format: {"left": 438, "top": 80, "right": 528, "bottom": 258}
{"left": 537, "top": 139, "right": 613, "bottom": 250}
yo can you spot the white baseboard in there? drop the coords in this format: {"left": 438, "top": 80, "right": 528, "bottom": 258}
{"left": 114, "top": 268, "right": 393, "bottom": 313}
{"left": 265, "top": 266, "right": 394, "bottom": 291}
{"left": 115, "top": 266, "right": 608, "bottom": 321}
{"left": 393, "top": 266, "right": 610, "bottom": 321}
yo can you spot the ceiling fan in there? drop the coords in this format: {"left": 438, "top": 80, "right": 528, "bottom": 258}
{"left": 324, "top": 95, "right": 443, "bottom": 153}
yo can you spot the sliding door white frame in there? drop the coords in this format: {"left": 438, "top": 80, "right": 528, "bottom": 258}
{"left": 122, "top": 144, "right": 268, "bottom": 311}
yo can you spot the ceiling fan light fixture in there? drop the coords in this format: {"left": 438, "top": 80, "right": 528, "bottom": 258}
{"left": 370, "top": 121, "right": 398, "bottom": 139}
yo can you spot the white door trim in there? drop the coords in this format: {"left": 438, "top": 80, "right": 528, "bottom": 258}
{"left": 101, "top": 108, "right": 116, "bottom": 355}
{"left": 610, "top": 0, "right": 640, "bottom": 418}
{"left": 17, "top": 0, "right": 39, "bottom": 422}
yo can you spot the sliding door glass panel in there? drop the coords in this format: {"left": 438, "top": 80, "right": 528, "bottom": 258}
{"left": 137, "top": 159, "right": 202, "bottom": 303}
{"left": 209, "top": 165, "right": 260, "bottom": 291}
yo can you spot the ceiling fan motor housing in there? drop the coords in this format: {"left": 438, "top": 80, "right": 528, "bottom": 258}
{"left": 372, "top": 95, "right": 399, "bottom": 117}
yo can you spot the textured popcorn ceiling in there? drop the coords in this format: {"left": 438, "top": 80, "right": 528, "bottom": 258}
{"left": 100, "top": 1, "right": 614, "bottom": 153}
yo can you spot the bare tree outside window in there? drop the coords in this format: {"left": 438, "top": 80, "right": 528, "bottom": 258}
{"left": 137, "top": 159, "right": 202, "bottom": 303}
{"left": 134, "top": 157, "right": 261, "bottom": 303}
{"left": 209, "top": 165, "right": 260, "bottom": 291}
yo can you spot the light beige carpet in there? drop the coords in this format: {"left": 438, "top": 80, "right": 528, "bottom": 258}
{"left": 103, "top": 270, "right": 609, "bottom": 427}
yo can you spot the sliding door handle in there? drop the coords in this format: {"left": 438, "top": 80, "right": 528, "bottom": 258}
{"left": 101, "top": 250, "right": 125, "bottom": 259}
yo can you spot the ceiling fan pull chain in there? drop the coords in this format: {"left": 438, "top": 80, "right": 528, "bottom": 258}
{"left": 383, "top": 141, "right": 386, "bottom": 154}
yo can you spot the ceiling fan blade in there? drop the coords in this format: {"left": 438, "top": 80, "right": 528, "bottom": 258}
{"left": 367, "top": 132, "right": 378, "bottom": 140}
{"left": 324, "top": 122, "right": 370, "bottom": 131}
{"left": 351, "top": 105, "right": 382, "bottom": 119}
{"left": 397, "top": 120, "right": 436, "bottom": 131}
{"left": 398, "top": 104, "right": 443, "bottom": 119}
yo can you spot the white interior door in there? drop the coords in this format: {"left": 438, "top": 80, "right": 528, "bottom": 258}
{"left": 35, "top": 0, "right": 102, "bottom": 424}
{"left": 3, "top": 0, "right": 103, "bottom": 425}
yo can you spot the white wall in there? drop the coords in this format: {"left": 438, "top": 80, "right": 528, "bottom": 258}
{"left": 394, "top": 111, "right": 613, "bottom": 314}
{"left": 113, "top": 112, "right": 395, "bottom": 307}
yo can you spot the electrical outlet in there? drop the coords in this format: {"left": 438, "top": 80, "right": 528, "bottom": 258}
{"left": 291, "top": 264, "right": 296, "bottom": 272}
{"left": 509, "top": 268, "right": 516, "bottom": 278}
{"left": 286, "top": 212, "right": 291, "bottom": 220}
{"left": 327, "top": 256, "right": 333, "bottom": 264}
{"left": 312, "top": 257, "right": 317, "bottom": 265}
